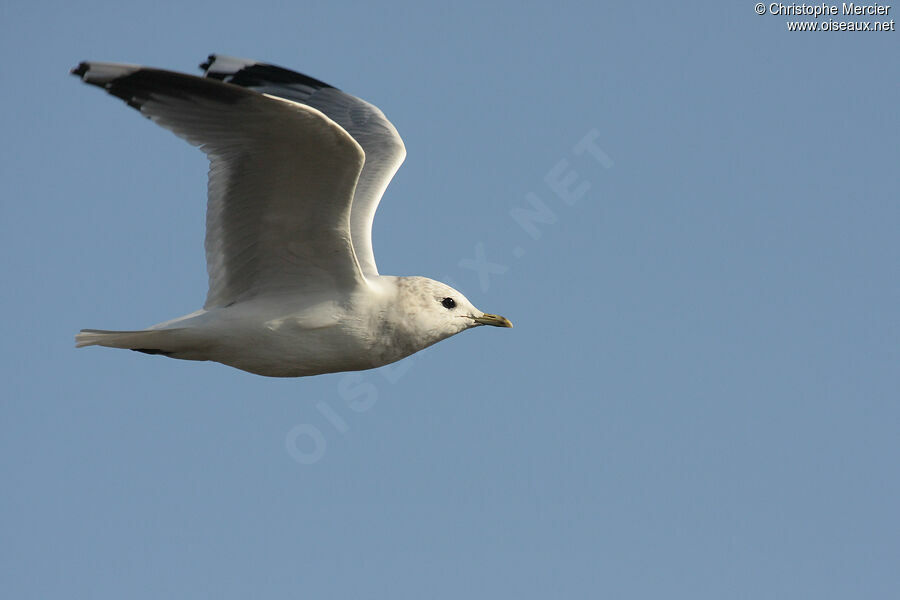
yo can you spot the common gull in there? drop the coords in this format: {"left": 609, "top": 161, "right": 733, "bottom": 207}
{"left": 73, "top": 55, "right": 512, "bottom": 377}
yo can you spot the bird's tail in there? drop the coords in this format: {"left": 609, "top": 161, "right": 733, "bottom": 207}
{"left": 75, "top": 328, "right": 187, "bottom": 355}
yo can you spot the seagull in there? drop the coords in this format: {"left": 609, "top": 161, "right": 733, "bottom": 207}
{"left": 73, "top": 55, "right": 512, "bottom": 378}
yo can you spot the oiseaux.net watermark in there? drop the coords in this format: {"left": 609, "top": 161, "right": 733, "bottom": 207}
{"left": 285, "top": 128, "right": 613, "bottom": 466}
{"left": 754, "top": 2, "right": 896, "bottom": 30}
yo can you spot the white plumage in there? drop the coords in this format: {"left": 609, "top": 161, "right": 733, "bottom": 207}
{"left": 73, "top": 55, "right": 511, "bottom": 377}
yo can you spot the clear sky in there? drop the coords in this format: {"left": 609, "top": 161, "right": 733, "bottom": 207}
{"left": 2, "top": 1, "right": 898, "bottom": 598}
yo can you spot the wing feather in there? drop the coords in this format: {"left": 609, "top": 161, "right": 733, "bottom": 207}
{"left": 73, "top": 62, "right": 367, "bottom": 308}
{"left": 201, "top": 54, "right": 407, "bottom": 278}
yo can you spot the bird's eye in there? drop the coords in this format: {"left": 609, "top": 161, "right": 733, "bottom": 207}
{"left": 441, "top": 297, "right": 456, "bottom": 309}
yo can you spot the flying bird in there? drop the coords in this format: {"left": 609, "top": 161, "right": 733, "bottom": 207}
{"left": 73, "top": 55, "right": 512, "bottom": 377}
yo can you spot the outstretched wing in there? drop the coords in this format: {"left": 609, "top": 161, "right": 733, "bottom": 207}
{"left": 73, "top": 62, "right": 367, "bottom": 308}
{"left": 200, "top": 54, "right": 407, "bottom": 279}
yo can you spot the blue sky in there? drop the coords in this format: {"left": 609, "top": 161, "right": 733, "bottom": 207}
{"left": 2, "top": 1, "right": 898, "bottom": 598}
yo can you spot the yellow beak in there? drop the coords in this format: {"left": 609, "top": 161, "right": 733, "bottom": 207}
{"left": 473, "top": 313, "right": 513, "bottom": 328}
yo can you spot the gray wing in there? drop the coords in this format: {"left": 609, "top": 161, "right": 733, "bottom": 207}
{"left": 201, "top": 54, "right": 407, "bottom": 279}
{"left": 73, "top": 61, "right": 367, "bottom": 308}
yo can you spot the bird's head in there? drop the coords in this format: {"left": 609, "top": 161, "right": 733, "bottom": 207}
{"left": 390, "top": 276, "right": 513, "bottom": 348}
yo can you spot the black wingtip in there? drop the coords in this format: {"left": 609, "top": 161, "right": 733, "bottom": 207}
{"left": 71, "top": 61, "right": 89, "bottom": 77}
{"left": 199, "top": 54, "right": 216, "bottom": 72}
{"left": 132, "top": 348, "right": 173, "bottom": 356}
